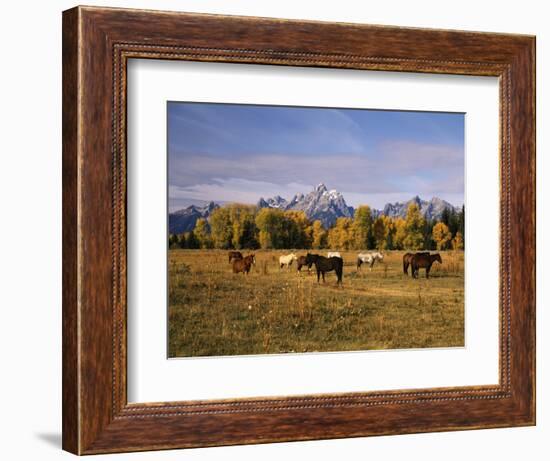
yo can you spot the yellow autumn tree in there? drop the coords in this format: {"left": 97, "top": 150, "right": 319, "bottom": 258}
{"left": 403, "top": 203, "right": 425, "bottom": 250}
{"left": 311, "top": 220, "right": 327, "bottom": 249}
{"left": 194, "top": 218, "right": 212, "bottom": 249}
{"left": 209, "top": 207, "right": 233, "bottom": 249}
{"left": 327, "top": 217, "right": 353, "bottom": 250}
{"left": 285, "top": 210, "right": 312, "bottom": 248}
{"left": 432, "top": 222, "right": 452, "bottom": 250}
{"left": 393, "top": 217, "right": 407, "bottom": 250}
{"left": 228, "top": 204, "right": 257, "bottom": 249}
{"left": 452, "top": 231, "right": 464, "bottom": 250}
{"left": 255, "top": 208, "right": 285, "bottom": 249}
{"left": 372, "top": 216, "right": 388, "bottom": 250}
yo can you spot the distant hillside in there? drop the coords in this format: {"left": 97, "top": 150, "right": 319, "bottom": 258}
{"left": 168, "top": 201, "right": 218, "bottom": 234}
{"left": 374, "top": 196, "right": 460, "bottom": 220}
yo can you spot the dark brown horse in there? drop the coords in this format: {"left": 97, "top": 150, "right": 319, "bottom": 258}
{"left": 232, "top": 254, "right": 256, "bottom": 274}
{"left": 296, "top": 255, "right": 313, "bottom": 273}
{"left": 305, "top": 253, "right": 343, "bottom": 285}
{"left": 403, "top": 252, "right": 430, "bottom": 275}
{"left": 228, "top": 251, "right": 243, "bottom": 263}
{"left": 411, "top": 253, "right": 442, "bottom": 279}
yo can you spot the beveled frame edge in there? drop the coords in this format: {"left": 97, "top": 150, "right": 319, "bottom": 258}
{"left": 62, "top": 5, "right": 535, "bottom": 455}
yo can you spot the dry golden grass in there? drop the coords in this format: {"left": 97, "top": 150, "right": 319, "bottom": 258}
{"left": 168, "top": 249, "right": 464, "bottom": 357}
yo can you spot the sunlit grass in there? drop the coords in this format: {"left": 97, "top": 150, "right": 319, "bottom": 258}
{"left": 168, "top": 249, "right": 464, "bottom": 357}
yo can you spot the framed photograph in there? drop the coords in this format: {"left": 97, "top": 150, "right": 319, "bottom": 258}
{"left": 62, "top": 6, "right": 535, "bottom": 455}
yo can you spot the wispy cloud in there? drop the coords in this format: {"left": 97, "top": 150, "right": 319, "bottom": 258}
{"left": 167, "top": 102, "right": 464, "bottom": 210}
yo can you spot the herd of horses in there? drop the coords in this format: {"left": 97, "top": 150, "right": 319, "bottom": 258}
{"left": 227, "top": 249, "right": 443, "bottom": 284}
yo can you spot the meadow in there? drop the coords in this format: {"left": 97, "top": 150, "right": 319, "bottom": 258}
{"left": 168, "top": 249, "right": 464, "bottom": 358}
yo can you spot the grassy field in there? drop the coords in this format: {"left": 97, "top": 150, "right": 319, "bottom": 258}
{"left": 168, "top": 249, "right": 464, "bottom": 358}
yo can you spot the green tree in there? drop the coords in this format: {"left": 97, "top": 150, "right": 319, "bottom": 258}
{"left": 209, "top": 207, "right": 233, "bottom": 249}
{"left": 403, "top": 203, "right": 425, "bottom": 250}
{"left": 383, "top": 216, "right": 396, "bottom": 250}
{"left": 458, "top": 205, "right": 465, "bottom": 243}
{"left": 184, "top": 230, "right": 200, "bottom": 249}
{"left": 285, "top": 210, "right": 312, "bottom": 248}
{"left": 423, "top": 218, "right": 436, "bottom": 250}
{"left": 352, "top": 205, "right": 373, "bottom": 250}
{"left": 168, "top": 233, "right": 179, "bottom": 249}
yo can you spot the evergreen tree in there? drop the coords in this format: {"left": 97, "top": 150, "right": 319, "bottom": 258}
{"left": 168, "top": 233, "right": 179, "bottom": 249}
{"left": 458, "top": 205, "right": 465, "bottom": 244}
{"left": 423, "top": 218, "right": 436, "bottom": 250}
{"left": 185, "top": 230, "right": 200, "bottom": 249}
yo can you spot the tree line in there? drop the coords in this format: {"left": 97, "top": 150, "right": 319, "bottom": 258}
{"left": 169, "top": 203, "right": 465, "bottom": 251}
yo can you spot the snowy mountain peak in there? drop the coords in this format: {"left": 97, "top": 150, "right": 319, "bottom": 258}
{"left": 258, "top": 184, "right": 352, "bottom": 227}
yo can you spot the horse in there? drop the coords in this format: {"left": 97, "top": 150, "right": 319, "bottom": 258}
{"left": 228, "top": 251, "right": 243, "bottom": 263}
{"left": 356, "top": 251, "right": 384, "bottom": 271}
{"left": 403, "top": 252, "right": 429, "bottom": 275}
{"left": 327, "top": 251, "right": 341, "bottom": 258}
{"left": 279, "top": 253, "right": 297, "bottom": 269}
{"left": 296, "top": 255, "right": 313, "bottom": 273}
{"left": 305, "top": 253, "right": 343, "bottom": 285}
{"left": 411, "top": 253, "right": 442, "bottom": 279}
{"left": 232, "top": 254, "right": 256, "bottom": 275}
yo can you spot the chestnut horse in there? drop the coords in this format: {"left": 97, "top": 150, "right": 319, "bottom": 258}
{"left": 296, "top": 255, "right": 313, "bottom": 273}
{"left": 228, "top": 251, "right": 243, "bottom": 263}
{"left": 232, "top": 254, "right": 256, "bottom": 274}
{"left": 403, "top": 252, "right": 429, "bottom": 275}
{"left": 411, "top": 253, "right": 442, "bottom": 279}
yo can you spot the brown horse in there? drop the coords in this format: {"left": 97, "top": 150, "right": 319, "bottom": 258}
{"left": 305, "top": 253, "right": 343, "bottom": 285}
{"left": 232, "top": 254, "right": 256, "bottom": 274}
{"left": 228, "top": 251, "right": 243, "bottom": 263}
{"left": 411, "top": 253, "right": 442, "bottom": 279}
{"left": 296, "top": 255, "right": 313, "bottom": 273}
{"left": 403, "top": 252, "right": 430, "bottom": 275}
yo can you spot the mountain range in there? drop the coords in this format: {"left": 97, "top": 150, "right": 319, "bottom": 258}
{"left": 168, "top": 201, "right": 219, "bottom": 234}
{"left": 258, "top": 183, "right": 354, "bottom": 227}
{"left": 168, "top": 184, "right": 460, "bottom": 233}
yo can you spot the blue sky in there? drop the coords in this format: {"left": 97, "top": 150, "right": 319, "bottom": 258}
{"left": 168, "top": 102, "right": 464, "bottom": 211}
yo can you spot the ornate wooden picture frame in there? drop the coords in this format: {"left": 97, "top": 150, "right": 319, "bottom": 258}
{"left": 62, "top": 6, "right": 535, "bottom": 455}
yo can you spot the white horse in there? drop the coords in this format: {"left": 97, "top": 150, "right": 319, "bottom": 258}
{"left": 327, "top": 251, "right": 341, "bottom": 258}
{"left": 279, "top": 253, "right": 297, "bottom": 269}
{"left": 357, "top": 251, "right": 384, "bottom": 271}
